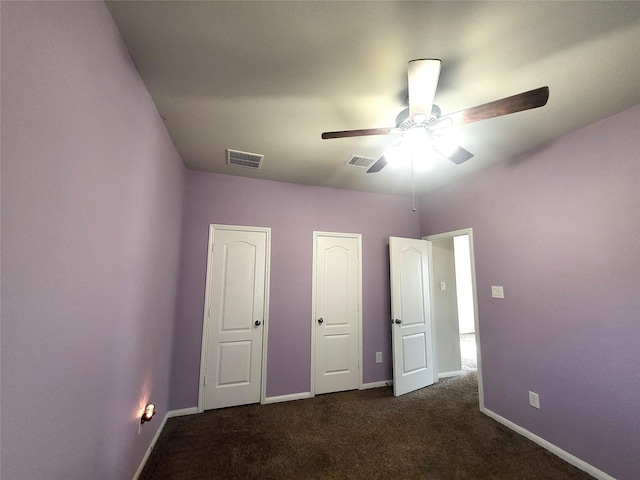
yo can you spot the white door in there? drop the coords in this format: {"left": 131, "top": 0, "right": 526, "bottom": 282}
{"left": 389, "top": 236, "right": 436, "bottom": 396}
{"left": 313, "top": 232, "right": 361, "bottom": 395}
{"left": 200, "top": 225, "right": 270, "bottom": 410}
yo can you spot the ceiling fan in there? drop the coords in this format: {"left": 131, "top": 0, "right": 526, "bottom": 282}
{"left": 322, "top": 59, "right": 549, "bottom": 173}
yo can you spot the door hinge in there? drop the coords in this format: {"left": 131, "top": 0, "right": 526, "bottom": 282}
{"left": 203, "top": 376, "right": 206, "bottom": 386}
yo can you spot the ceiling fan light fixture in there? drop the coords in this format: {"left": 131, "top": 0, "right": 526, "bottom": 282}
{"left": 402, "top": 125, "right": 430, "bottom": 152}
{"left": 383, "top": 145, "right": 408, "bottom": 169}
{"left": 320, "top": 58, "right": 549, "bottom": 174}
{"left": 412, "top": 151, "right": 437, "bottom": 173}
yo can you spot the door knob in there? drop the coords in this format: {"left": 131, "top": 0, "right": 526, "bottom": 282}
{"left": 317, "top": 318, "right": 324, "bottom": 324}
{"left": 255, "top": 320, "right": 262, "bottom": 326}
{"left": 394, "top": 319, "right": 402, "bottom": 324}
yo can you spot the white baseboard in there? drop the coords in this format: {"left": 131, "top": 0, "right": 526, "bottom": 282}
{"left": 264, "top": 382, "right": 393, "bottom": 403}
{"left": 482, "top": 407, "right": 616, "bottom": 480}
{"left": 438, "top": 370, "right": 464, "bottom": 379}
{"left": 167, "top": 407, "right": 198, "bottom": 418}
{"left": 263, "top": 391, "right": 312, "bottom": 404}
{"left": 132, "top": 407, "right": 198, "bottom": 480}
{"left": 361, "top": 380, "right": 393, "bottom": 389}
{"left": 132, "top": 414, "right": 168, "bottom": 480}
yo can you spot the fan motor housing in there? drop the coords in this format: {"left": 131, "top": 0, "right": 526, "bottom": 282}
{"left": 396, "top": 105, "right": 441, "bottom": 130}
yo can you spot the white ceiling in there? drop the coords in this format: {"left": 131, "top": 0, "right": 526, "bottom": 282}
{"left": 106, "top": 1, "right": 640, "bottom": 196}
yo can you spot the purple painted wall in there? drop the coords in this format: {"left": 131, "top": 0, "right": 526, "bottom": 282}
{"left": 1, "top": 3, "right": 185, "bottom": 479}
{"left": 418, "top": 105, "right": 640, "bottom": 480}
{"left": 170, "top": 171, "right": 419, "bottom": 407}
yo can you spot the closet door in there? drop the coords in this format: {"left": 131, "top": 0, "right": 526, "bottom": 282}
{"left": 200, "top": 225, "right": 270, "bottom": 410}
{"left": 313, "top": 232, "right": 362, "bottom": 395}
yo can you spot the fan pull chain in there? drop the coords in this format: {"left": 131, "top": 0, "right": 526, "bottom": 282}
{"left": 411, "top": 157, "right": 417, "bottom": 213}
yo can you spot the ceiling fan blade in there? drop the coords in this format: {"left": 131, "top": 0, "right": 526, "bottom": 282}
{"left": 408, "top": 59, "right": 441, "bottom": 123}
{"left": 435, "top": 145, "right": 474, "bottom": 165}
{"left": 366, "top": 155, "right": 388, "bottom": 173}
{"left": 321, "top": 127, "right": 395, "bottom": 139}
{"left": 438, "top": 86, "right": 549, "bottom": 127}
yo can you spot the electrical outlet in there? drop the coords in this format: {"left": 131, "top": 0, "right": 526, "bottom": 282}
{"left": 376, "top": 352, "right": 383, "bottom": 363}
{"left": 529, "top": 391, "right": 540, "bottom": 409}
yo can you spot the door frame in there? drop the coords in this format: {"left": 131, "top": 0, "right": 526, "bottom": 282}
{"left": 310, "top": 231, "right": 363, "bottom": 397}
{"left": 197, "top": 224, "right": 271, "bottom": 413}
{"left": 424, "top": 227, "right": 484, "bottom": 410}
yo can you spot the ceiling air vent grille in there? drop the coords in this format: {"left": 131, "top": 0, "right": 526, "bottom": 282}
{"left": 226, "top": 149, "right": 264, "bottom": 170}
{"left": 345, "top": 155, "right": 376, "bottom": 168}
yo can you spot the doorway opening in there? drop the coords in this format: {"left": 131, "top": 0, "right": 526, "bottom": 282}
{"left": 425, "top": 228, "right": 482, "bottom": 406}
{"left": 453, "top": 234, "right": 477, "bottom": 373}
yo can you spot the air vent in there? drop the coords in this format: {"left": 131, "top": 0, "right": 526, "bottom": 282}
{"left": 226, "top": 149, "right": 264, "bottom": 170}
{"left": 345, "top": 155, "right": 376, "bottom": 168}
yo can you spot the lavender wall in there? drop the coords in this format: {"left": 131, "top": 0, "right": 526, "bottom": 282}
{"left": 418, "top": 105, "right": 640, "bottom": 480}
{"left": 1, "top": 3, "right": 185, "bottom": 479}
{"left": 170, "top": 171, "right": 419, "bottom": 407}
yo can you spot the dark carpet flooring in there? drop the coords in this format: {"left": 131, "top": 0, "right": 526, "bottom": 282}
{"left": 140, "top": 373, "right": 594, "bottom": 479}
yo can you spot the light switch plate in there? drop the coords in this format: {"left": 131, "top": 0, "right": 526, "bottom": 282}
{"left": 529, "top": 391, "right": 540, "bottom": 409}
{"left": 375, "top": 352, "right": 382, "bottom": 363}
{"left": 491, "top": 286, "right": 504, "bottom": 298}
{"left": 440, "top": 281, "right": 446, "bottom": 291}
